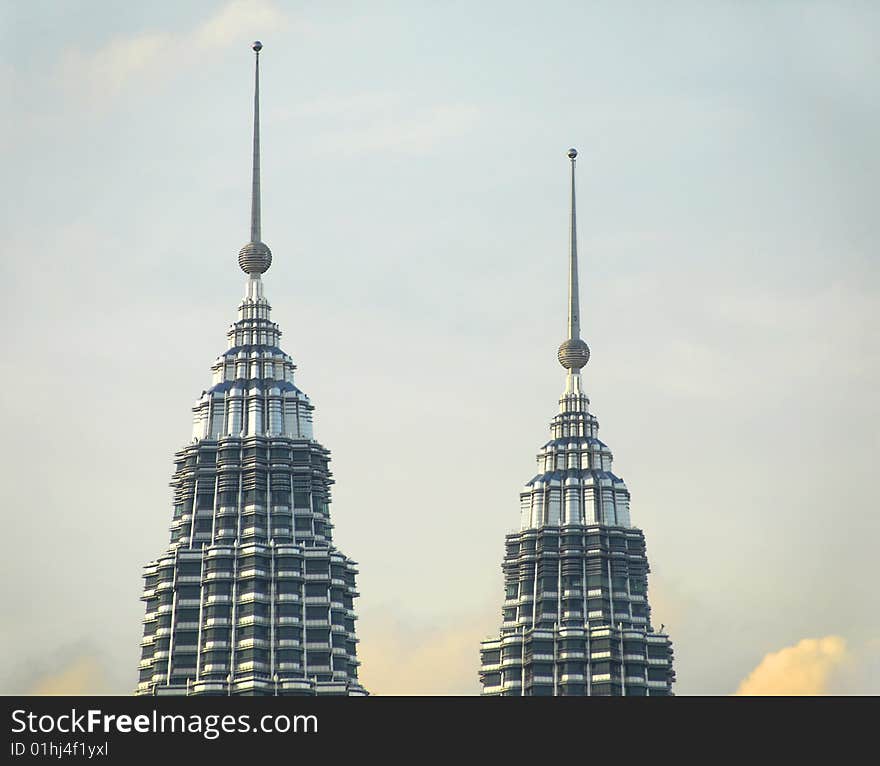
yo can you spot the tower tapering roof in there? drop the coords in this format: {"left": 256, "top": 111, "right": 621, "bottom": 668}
{"left": 557, "top": 148, "right": 590, "bottom": 372}
{"left": 238, "top": 41, "right": 272, "bottom": 276}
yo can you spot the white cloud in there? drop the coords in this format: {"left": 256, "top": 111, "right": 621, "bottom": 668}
{"left": 60, "top": 0, "right": 289, "bottom": 99}
{"left": 194, "top": 0, "right": 290, "bottom": 49}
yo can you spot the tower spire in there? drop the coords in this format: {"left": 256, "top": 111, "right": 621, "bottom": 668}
{"left": 238, "top": 41, "right": 272, "bottom": 277}
{"left": 557, "top": 148, "right": 590, "bottom": 374}
{"left": 250, "top": 40, "right": 262, "bottom": 244}
{"left": 567, "top": 147, "right": 579, "bottom": 341}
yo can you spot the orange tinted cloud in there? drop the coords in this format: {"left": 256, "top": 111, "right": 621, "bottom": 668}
{"left": 357, "top": 610, "right": 495, "bottom": 696}
{"left": 735, "top": 636, "right": 849, "bottom": 696}
{"left": 28, "top": 656, "right": 110, "bottom": 696}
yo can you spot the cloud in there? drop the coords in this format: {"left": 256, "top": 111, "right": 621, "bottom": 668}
{"left": 60, "top": 0, "right": 289, "bottom": 99}
{"left": 735, "top": 636, "right": 849, "bottom": 695}
{"left": 27, "top": 656, "right": 111, "bottom": 696}
{"left": 356, "top": 609, "right": 495, "bottom": 695}
{"left": 833, "top": 639, "right": 880, "bottom": 694}
{"left": 194, "top": 0, "right": 291, "bottom": 49}
{"left": 77, "top": 31, "right": 173, "bottom": 95}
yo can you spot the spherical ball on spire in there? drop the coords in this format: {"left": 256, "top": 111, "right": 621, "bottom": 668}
{"left": 239, "top": 241, "right": 272, "bottom": 275}
{"left": 568, "top": 147, "right": 578, "bottom": 159}
{"left": 252, "top": 40, "right": 263, "bottom": 52}
{"left": 558, "top": 338, "right": 590, "bottom": 371}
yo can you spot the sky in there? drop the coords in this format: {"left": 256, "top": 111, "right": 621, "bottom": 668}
{"left": 1, "top": 0, "right": 878, "bottom": 696}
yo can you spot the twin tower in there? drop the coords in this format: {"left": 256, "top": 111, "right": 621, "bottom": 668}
{"left": 135, "top": 44, "right": 675, "bottom": 697}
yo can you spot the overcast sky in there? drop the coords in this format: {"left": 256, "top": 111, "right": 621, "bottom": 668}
{"left": 1, "top": 0, "right": 878, "bottom": 695}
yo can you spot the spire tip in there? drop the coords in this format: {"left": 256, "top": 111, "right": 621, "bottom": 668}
{"left": 252, "top": 40, "right": 263, "bottom": 53}
{"left": 567, "top": 147, "right": 577, "bottom": 159}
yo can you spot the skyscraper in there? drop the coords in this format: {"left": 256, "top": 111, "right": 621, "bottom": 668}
{"left": 135, "top": 43, "right": 367, "bottom": 697}
{"left": 478, "top": 150, "right": 675, "bottom": 696}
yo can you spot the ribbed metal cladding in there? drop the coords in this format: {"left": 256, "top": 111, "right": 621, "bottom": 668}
{"left": 238, "top": 241, "right": 272, "bottom": 275}
{"left": 557, "top": 337, "right": 590, "bottom": 371}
